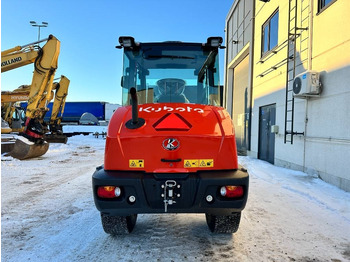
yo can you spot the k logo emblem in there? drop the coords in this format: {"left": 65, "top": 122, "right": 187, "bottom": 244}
{"left": 162, "top": 138, "right": 180, "bottom": 151}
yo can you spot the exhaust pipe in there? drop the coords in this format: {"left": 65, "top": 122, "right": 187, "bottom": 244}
{"left": 130, "top": 87, "right": 139, "bottom": 124}
{"left": 126, "top": 87, "right": 145, "bottom": 129}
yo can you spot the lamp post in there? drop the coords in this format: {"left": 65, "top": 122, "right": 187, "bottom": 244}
{"left": 30, "top": 21, "right": 48, "bottom": 42}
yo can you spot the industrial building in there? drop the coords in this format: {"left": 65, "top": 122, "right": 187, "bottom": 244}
{"left": 224, "top": 0, "right": 350, "bottom": 191}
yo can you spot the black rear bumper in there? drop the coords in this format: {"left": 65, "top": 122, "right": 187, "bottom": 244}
{"left": 92, "top": 166, "right": 249, "bottom": 216}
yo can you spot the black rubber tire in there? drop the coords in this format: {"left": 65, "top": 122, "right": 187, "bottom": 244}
{"left": 205, "top": 212, "right": 241, "bottom": 233}
{"left": 101, "top": 213, "right": 138, "bottom": 235}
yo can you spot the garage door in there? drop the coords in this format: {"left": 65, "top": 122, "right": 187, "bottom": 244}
{"left": 232, "top": 54, "right": 249, "bottom": 154}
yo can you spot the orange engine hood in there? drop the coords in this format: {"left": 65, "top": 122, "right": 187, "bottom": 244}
{"left": 104, "top": 103, "right": 238, "bottom": 173}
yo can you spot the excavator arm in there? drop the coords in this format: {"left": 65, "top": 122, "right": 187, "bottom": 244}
{"left": 49, "top": 75, "right": 70, "bottom": 127}
{"left": 1, "top": 75, "right": 70, "bottom": 142}
{"left": 44, "top": 75, "right": 70, "bottom": 143}
{"left": 1, "top": 35, "right": 61, "bottom": 159}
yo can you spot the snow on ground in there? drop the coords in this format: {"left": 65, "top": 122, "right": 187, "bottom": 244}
{"left": 1, "top": 134, "right": 350, "bottom": 262}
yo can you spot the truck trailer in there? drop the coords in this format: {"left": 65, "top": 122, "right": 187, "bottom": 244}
{"left": 20, "top": 101, "right": 119, "bottom": 123}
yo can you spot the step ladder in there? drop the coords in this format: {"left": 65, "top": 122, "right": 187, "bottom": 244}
{"left": 284, "top": 0, "right": 309, "bottom": 144}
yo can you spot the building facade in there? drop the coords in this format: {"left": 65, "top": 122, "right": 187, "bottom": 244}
{"left": 224, "top": 0, "right": 255, "bottom": 155}
{"left": 224, "top": 0, "right": 350, "bottom": 191}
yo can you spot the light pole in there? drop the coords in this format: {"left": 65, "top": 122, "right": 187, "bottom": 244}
{"left": 30, "top": 21, "right": 48, "bottom": 41}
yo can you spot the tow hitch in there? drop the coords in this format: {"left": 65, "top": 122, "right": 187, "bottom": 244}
{"left": 161, "top": 180, "right": 181, "bottom": 212}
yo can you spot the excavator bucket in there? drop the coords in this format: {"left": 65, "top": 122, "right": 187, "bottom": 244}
{"left": 9, "top": 136, "right": 49, "bottom": 160}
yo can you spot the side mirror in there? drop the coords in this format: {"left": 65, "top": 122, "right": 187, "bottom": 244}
{"left": 220, "top": 85, "right": 223, "bottom": 106}
{"left": 121, "top": 76, "right": 130, "bottom": 88}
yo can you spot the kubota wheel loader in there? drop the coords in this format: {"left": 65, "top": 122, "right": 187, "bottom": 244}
{"left": 92, "top": 36, "right": 249, "bottom": 234}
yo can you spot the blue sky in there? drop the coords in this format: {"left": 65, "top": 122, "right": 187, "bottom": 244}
{"left": 1, "top": 0, "right": 234, "bottom": 104}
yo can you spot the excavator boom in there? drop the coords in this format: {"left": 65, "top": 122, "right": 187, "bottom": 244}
{"left": 1, "top": 91, "right": 29, "bottom": 103}
{"left": 1, "top": 35, "right": 62, "bottom": 160}
{"left": 1, "top": 38, "right": 48, "bottom": 72}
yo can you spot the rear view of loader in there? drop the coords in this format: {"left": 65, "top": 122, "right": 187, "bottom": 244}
{"left": 92, "top": 36, "right": 249, "bottom": 234}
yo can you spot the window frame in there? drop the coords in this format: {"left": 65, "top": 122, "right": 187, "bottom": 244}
{"left": 261, "top": 9, "right": 279, "bottom": 58}
{"left": 318, "top": 0, "right": 337, "bottom": 14}
{"left": 121, "top": 44, "right": 221, "bottom": 106}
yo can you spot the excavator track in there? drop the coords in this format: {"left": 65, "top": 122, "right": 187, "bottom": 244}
{"left": 9, "top": 136, "right": 49, "bottom": 160}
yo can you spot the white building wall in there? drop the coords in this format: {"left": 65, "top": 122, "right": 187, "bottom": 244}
{"left": 226, "top": 0, "right": 350, "bottom": 191}
{"left": 303, "top": 65, "right": 350, "bottom": 190}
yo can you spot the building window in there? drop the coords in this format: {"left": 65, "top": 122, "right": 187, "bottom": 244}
{"left": 318, "top": 0, "right": 336, "bottom": 12}
{"left": 261, "top": 10, "right": 279, "bottom": 57}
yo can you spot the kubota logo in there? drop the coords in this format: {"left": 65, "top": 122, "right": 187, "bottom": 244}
{"left": 162, "top": 138, "right": 180, "bottom": 151}
{"left": 139, "top": 105, "right": 204, "bottom": 114}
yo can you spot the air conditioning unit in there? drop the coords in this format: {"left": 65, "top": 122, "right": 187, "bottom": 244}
{"left": 293, "top": 70, "right": 321, "bottom": 97}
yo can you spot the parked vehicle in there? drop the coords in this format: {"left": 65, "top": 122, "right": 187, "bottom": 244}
{"left": 92, "top": 36, "right": 249, "bottom": 235}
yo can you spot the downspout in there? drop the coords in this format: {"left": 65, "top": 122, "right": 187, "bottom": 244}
{"left": 303, "top": 0, "right": 314, "bottom": 172}
{"left": 223, "top": 25, "right": 228, "bottom": 109}
{"left": 248, "top": 0, "right": 256, "bottom": 152}
{"left": 308, "top": 0, "right": 314, "bottom": 71}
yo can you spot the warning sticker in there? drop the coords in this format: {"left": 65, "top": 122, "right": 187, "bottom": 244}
{"left": 129, "top": 159, "right": 144, "bottom": 168}
{"left": 199, "top": 159, "right": 214, "bottom": 167}
{"left": 184, "top": 159, "right": 213, "bottom": 168}
{"left": 184, "top": 160, "right": 198, "bottom": 168}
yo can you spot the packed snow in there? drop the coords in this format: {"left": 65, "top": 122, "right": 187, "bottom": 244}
{"left": 1, "top": 133, "right": 350, "bottom": 262}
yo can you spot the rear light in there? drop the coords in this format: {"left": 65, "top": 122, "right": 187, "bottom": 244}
{"left": 97, "top": 186, "right": 122, "bottom": 198}
{"left": 220, "top": 186, "right": 244, "bottom": 198}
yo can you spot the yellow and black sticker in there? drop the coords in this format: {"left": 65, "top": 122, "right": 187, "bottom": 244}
{"left": 184, "top": 159, "right": 213, "bottom": 168}
{"left": 199, "top": 159, "right": 214, "bottom": 167}
{"left": 184, "top": 160, "right": 198, "bottom": 168}
{"left": 129, "top": 159, "right": 144, "bottom": 168}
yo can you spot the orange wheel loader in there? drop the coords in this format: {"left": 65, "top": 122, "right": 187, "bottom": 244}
{"left": 92, "top": 37, "right": 249, "bottom": 235}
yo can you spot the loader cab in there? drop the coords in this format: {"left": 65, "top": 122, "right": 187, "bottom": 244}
{"left": 119, "top": 37, "right": 222, "bottom": 106}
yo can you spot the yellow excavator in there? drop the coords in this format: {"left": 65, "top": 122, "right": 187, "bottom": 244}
{"left": 44, "top": 75, "right": 70, "bottom": 143}
{"left": 1, "top": 75, "right": 70, "bottom": 142}
{"left": 1, "top": 35, "right": 63, "bottom": 159}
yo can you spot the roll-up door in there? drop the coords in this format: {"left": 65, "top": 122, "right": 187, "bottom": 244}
{"left": 232, "top": 55, "right": 249, "bottom": 154}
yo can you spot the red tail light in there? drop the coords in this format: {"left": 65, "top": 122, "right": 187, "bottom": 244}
{"left": 220, "top": 186, "right": 244, "bottom": 198}
{"left": 97, "top": 186, "right": 121, "bottom": 198}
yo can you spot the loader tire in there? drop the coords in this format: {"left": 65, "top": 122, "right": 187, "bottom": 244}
{"left": 205, "top": 212, "right": 241, "bottom": 234}
{"left": 101, "top": 213, "right": 137, "bottom": 235}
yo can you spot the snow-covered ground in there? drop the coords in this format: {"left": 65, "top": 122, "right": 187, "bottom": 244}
{"left": 1, "top": 134, "right": 350, "bottom": 262}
